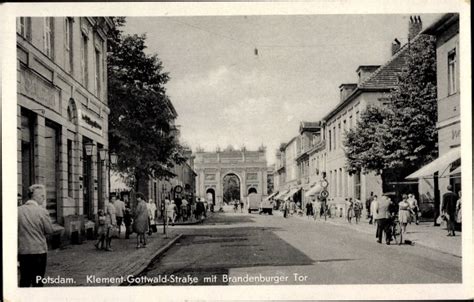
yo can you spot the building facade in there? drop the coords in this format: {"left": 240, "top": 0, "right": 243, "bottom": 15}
{"left": 194, "top": 147, "right": 268, "bottom": 207}
{"left": 17, "top": 17, "right": 114, "bottom": 241}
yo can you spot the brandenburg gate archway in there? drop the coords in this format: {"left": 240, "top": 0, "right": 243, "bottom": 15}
{"left": 194, "top": 147, "right": 268, "bottom": 206}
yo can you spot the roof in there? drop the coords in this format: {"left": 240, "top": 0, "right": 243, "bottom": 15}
{"left": 323, "top": 34, "right": 424, "bottom": 121}
{"left": 299, "top": 121, "right": 322, "bottom": 133}
{"left": 421, "top": 13, "right": 459, "bottom": 36}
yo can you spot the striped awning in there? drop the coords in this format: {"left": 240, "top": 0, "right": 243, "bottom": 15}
{"left": 305, "top": 183, "right": 322, "bottom": 197}
{"left": 406, "top": 147, "right": 460, "bottom": 179}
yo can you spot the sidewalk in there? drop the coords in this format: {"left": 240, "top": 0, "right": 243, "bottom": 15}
{"left": 44, "top": 228, "right": 181, "bottom": 286}
{"left": 286, "top": 211, "right": 462, "bottom": 257}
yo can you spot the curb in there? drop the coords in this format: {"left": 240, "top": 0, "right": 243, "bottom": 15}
{"left": 122, "top": 233, "right": 183, "bottom": 284}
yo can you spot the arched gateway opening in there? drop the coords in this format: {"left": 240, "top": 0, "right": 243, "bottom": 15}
{"left": 206, "top": 188, "right": 216, "bottom": 205}
{"left": 223, "top": 174, "right": 241, "bottom": 204}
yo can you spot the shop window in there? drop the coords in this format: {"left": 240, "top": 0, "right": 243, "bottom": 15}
{"left": 328, "top": 130, "right": 332, "bottom": 150}
{"left": 82, "top": 137, "right": 93, "bottom": 219}
{"left": 67, "top": 140, "right": 74, "bottom": 198}
{"left": 45, "top": 121, "right": 60, "bottom": 223}
{"left": 97, "top": 144, "right": 104, "bottom": 211}
{"left": 448, "top": 49, "right": 457, "bottom": 95}
{"left": 21, "top": 110, "right": 35, "bottom": 202}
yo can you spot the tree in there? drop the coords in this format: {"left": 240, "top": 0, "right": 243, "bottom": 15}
{"left": 344, "top": 34, "right": 437, "bottom": 185}
{"left": 107, "top": 17, "right": 186, "bottom": 189}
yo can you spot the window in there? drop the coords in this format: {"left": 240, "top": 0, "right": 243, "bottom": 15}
{"left": 333, "top": 126, "right": 337, "bottom": 150}
{"left": 21, "top": 110, "right": 35, "bottom": 202}
{"left": 448, "top": 49, "right": 457, "bottom": 95}
{"left": 338, "top": 123, "right": 341, "bottom": 147}
{"left": 64, "top": 18, "right": 73, "bottom": 73}
{"left": 81, "top": 34, "right": 89, "bottom": 87}
{"left": 95, "top": 49, "right": 101, "bottom": 96}
{"left": 43, "top": 17, "right": 54, "bottom": 58}
{"left": 17, "top": 17, "right": 31, "bottom": 39}
{"left": 45, "top": 121, "right": 60, "bottom": 223}
{"left": 328, "top": 130, "right": 332, "bottom": 150}
{"left": 349, "top": 115, "right": 353, "bottom": 128}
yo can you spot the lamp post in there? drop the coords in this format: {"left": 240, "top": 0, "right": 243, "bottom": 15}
{"left": 162, "top": 183, "right": 167, "bottom": 237}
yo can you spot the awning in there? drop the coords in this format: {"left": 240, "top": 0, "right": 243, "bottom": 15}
{"left": 405, "top": 147, "right": 460, "bottom": 179}
{"left": 280, "top": 187, "right": 300, "bottom": 200}
{"left": 305, "top": 183, "right": 322, "bottom": 197}
{"left": 265, "top": 191, "right": 279, "bottom": 200}
{"left": 450, "top": 166, "right": 461, "bottom": 175}
{"left": 274, "top": 190, "right": 288, "bottom": 200}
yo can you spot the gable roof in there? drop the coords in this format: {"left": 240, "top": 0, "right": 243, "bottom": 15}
{"left": 323, "top": 34, "right": 424, "bottom": 121}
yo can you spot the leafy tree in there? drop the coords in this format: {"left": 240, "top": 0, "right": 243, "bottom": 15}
{"left": 107, "top": 17, "right": 186, "bottom": 189}
{"left": 344, "top": 34, "right": 437, "bottom": 185}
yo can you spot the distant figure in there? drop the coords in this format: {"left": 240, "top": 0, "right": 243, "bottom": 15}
{"left": 105, "top": 197, "right": 117, "bottom": 251}
{"left": 147, "top": 199, "right": 157, "bottom": 234}
{"left": 239, "top": 199, "right": 244, "bottom": 213}
{"left": 305, "top": 201, "right": 314, "bottom": 219}
{"left": 407, "top": 193, "right": 419, "bottom": 225}
{"left": 398, "top": 194, "right": 413, "bottom": 234}
{"left": 18, "top": 184, "right": 53, "bottom": 287}
{"left": 370, "top": 195, "right": 378, "bottom": 225}
{"left": 366, "top": 192, "right": 374, "bottom": 222}
{"left": 346, "top": 198, "right": 354, "bottom": 223}
{"left": 455, "top": 191, "right": 462, "bottom": 224}
{"left": 95, "top": 209, "right": 107, "bottom": 250}
{"left": 283, "top": 198, "right": 290, "bottom": 218}
{"left": 353, "top": 199, "right": 362, "bottom": 224}
{"left": 442, "top": 185, "right": 458, "bottom": 236}
{"left": 133, "top": 193, "right": 149, "bottom": 248}
{"left": 113, "top": 196, "right": 126, "bottom": 237}
{"left": 123, "top": 204, "right": 133, "bottom": 239}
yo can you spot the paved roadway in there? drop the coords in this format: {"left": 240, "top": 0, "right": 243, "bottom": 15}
{"left": 134, "top": 207, "right": 462, "bottom": 285}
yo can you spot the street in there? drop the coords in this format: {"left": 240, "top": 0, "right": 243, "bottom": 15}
{"left": 133, "top": 206, "right": 461, "bottom": 285}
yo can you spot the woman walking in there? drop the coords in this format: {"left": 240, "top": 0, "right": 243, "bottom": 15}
{"left": 133, "top": 193, "right": 149, "bottom": 248}
{"left": 346, "top": 198, "right": 354, "bottom": 223}
{"left": 147, "top": 199, "right": 157, "bottom": 235}
{"left": 398, "top": 194, "right": 412, "bottom": 234}
{"left": 167, "top": 200, "right": 177, "bottom": 226}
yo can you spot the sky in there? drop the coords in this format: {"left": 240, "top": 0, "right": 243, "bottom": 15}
{"left": 123, "top": 14, "right": 442, "bottom": 165}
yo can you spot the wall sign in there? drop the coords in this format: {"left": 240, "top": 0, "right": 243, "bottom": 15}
{"left": 79, "top": 109, "right": 103, "bottom": 135}
{"left": 20, "top": 70, "right": 60, "bottom": 113}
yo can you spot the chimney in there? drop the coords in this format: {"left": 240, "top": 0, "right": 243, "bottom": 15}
{"left": 339, "top": 83, "right": 357, "bottom": 102}
{"left": 391, "top": 38, "right": 401, "bottom": 55}
{"left": 356, "top": 65, "right": 380, "bottom": 85}
{"left": 408, "top": 15, "right": 423, "bottom": 41}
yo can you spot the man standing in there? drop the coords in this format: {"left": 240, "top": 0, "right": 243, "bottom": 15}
{"left": 442, "top": 185, "right": 458, "bottom": 236}
{"left": 113, "top": 195, "right": 125, "bottom": 238}
{"left": 18, "top": 184, "right": 53, "bottom": 287}
{"left": 374, "top": 194, "right": 392, "bottom": 245}
{"left": 366, "top": 192, "right": 374, "bottom": 223}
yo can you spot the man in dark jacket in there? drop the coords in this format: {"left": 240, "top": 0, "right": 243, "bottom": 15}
{"left": 442, "top": 185, "right": 458, "bottom": 236}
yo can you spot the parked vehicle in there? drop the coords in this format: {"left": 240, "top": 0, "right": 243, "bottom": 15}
{"left": 259, "top": 198, "right": 273, "bottom": 215}
{"left": 247, "top": 193, "right": 261, "bottom": 213}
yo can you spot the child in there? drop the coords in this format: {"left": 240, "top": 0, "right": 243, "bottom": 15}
{"left": 94, "top": 209, "right": 106, "bottom": 250}
{"left": 124, "top": 205, "right": 132, "bottom": 239}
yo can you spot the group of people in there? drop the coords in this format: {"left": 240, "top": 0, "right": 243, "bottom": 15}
{"left": 95, "top": 193, "right": 159, "bottom": 250}
{"left": 281, "top": 198, "right": 302, "bottom": 218}
{"left": 231, "top": 199, "right": 244, "bottom": 213}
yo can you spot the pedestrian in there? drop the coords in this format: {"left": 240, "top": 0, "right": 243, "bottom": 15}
{"left": 442, "top": 185, "right": 458, "bottom": 236}
{"left": 366, "top": 192, "right": 374, "bottom": 222}
{"left": 312, "top": 198, "right": 321, "bottom": 220}
{"left": 305, "top": 201, "right": 313, "bottom": 219}
{"left": 18, "top": 184, "right": 54, "bottom": 287}
{"left": 455, "top": 191, "right": 462, "bottom": 225}
{"left": 123, "top": 204, "right": 133, "bottom": 239}
{"left": 105, "top": 197, "right": 117, "bottom": 251}
{"left": 407, "top": 193, "right": 419, "bottom": 225}
{"left": 346, "top": 198, "right": 354, "bottom": 223}
{"left": 133, "top": 193, "right": 149, "bottom": 248}
{"left": 94, "top": 209, "right": 107, "bottom": 250}
{"left": 181, "top": 198, "right": 188, "bottom": 221}
{"left": 283, "top": 198, "right": 290, "bottom": 218}
{"left": 147, "top": 199, "right": 157, "bottom": 235}
{"left": 240, "top": 199, "right": 244, "bottom": 213}
{"left": 113, "top": 195, "right": 126, "bottom": 237}
{"left": 374, "top": 194, "right": 392, "bottom": 245}
{"left": 167, "top": 200, "right": 177, "bottom": 226}
{"left": 353, "top": 199, "right": 362, "bottom": 224}
{"left": 289, "top": 200, "right": 296, "bottom": 216}
{"left": 398, "top": 194, "right": 413, "bottom": 234}
{"left": 370, "top": 195, "right": 378, "bottom": 225}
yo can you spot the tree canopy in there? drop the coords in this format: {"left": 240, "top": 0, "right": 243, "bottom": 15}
{"left": 107, "top": 17, "right": 186, "bottom": 186}
{"left": 344, "top": 34, "right": 437, "bottom": 183}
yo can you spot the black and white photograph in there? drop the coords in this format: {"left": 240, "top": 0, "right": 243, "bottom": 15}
{"left": 1, "top": 1, "right": 472, "bottom": 301}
